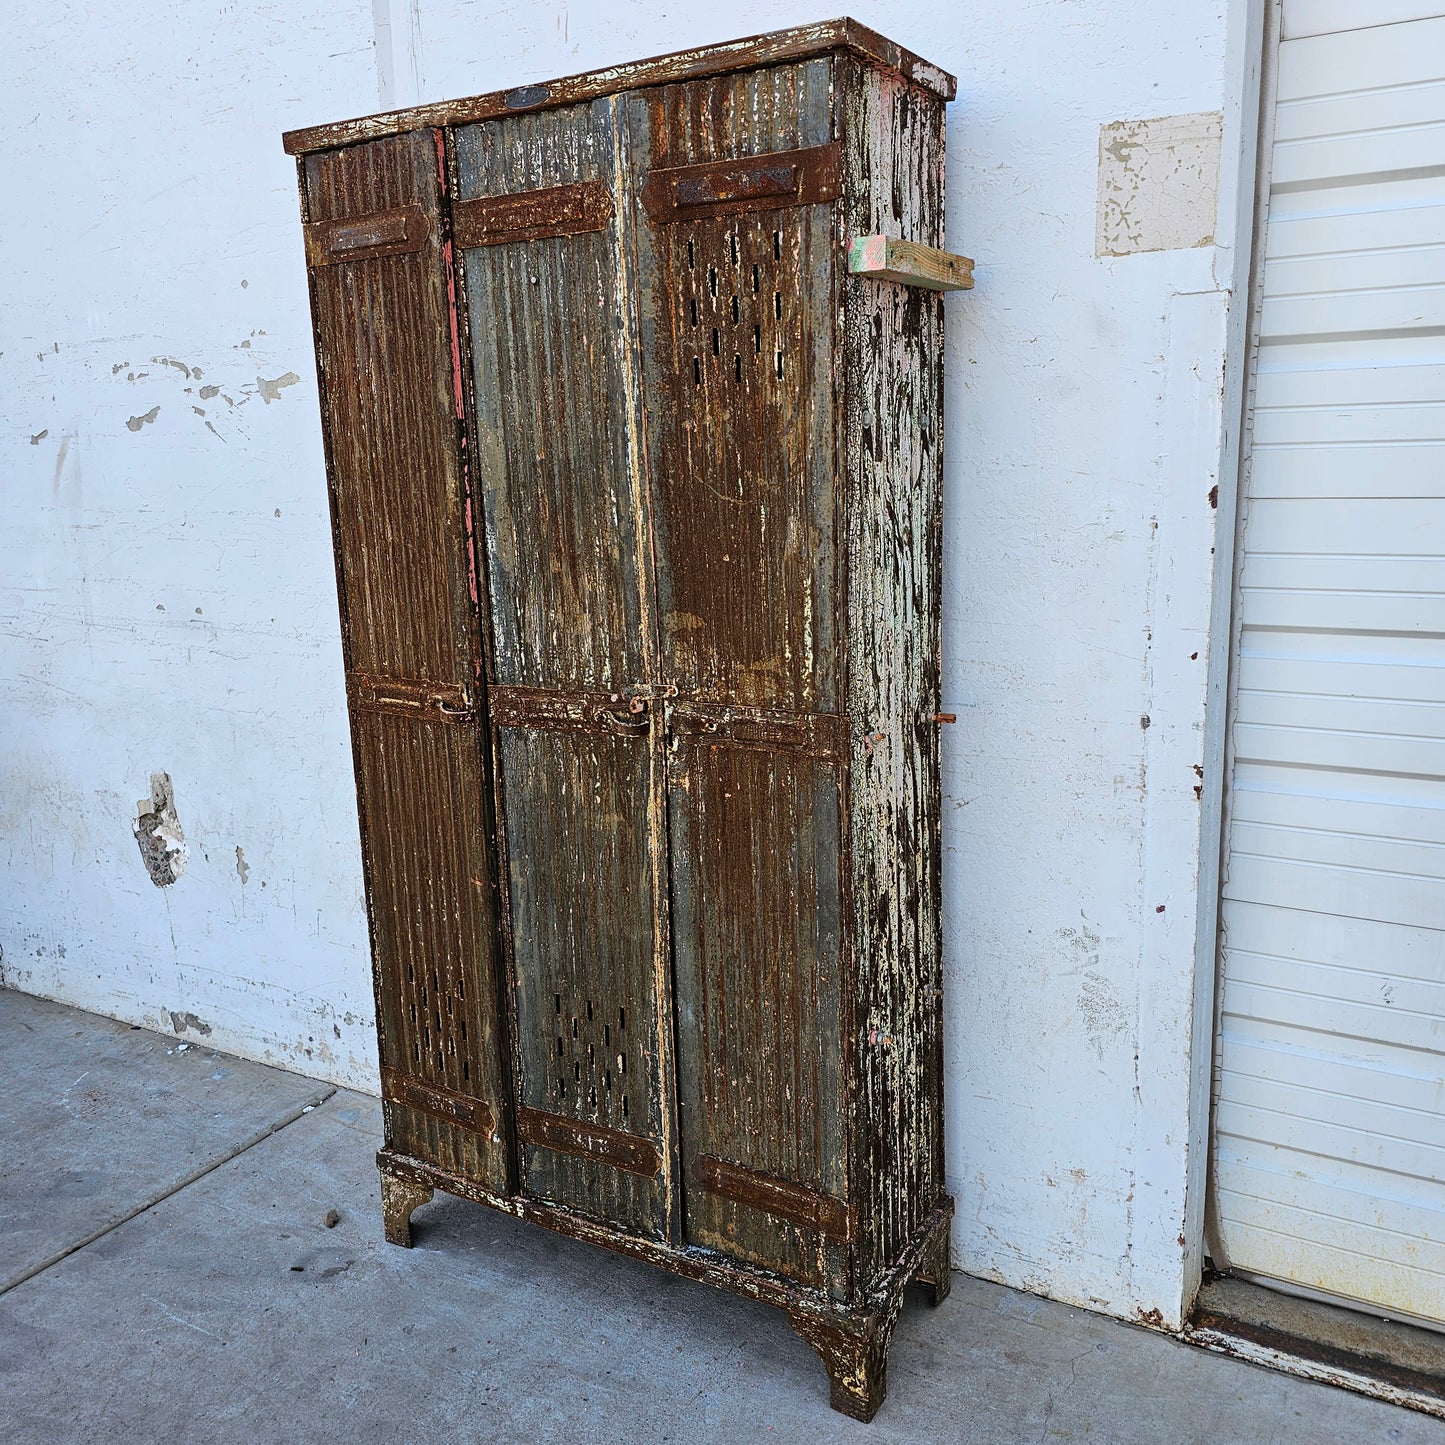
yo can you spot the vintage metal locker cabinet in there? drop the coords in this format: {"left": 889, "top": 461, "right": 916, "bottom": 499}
{"left": 284, "top": 19, "right": 969, "bottom": 1420}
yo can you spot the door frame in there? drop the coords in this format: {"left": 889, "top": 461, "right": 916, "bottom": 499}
{"left": 1185, "top": 0, "right": 1280, "bottom": 1310}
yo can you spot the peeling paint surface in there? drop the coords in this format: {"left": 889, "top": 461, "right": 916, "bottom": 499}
{"left": 1096, "top": 112, "right": 1223, "bottom": 257}
{"left": 132, "top": 773, "right": 188, "bottom": 887}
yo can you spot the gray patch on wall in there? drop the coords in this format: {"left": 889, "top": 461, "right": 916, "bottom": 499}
{"left": 133, "top": 772, "right": 189, "bottom": 886}
{"left": 257, "top": 371, "right": 300, "bottom": 403}
{"left": 1096, "top": 111, "right": 1222, "bottom": 257}
{"left": 169, "top": 1009, "right": 213, "bottom": 1036}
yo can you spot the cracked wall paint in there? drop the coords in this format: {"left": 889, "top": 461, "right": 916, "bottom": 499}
{"left": 1096, "top": 112, "right": 1223, "bottom": 257}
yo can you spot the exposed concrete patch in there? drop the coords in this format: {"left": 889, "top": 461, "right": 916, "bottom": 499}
{"left": 169, "top": 1010, "right": 213, "bottom": 1037}
{"left": 1096, "top": 112, "right": 1222, "bottom": 257}
{"left": 29, "top": 429, "right": 47, "bottom": 445}
{"left": 235, "top": 846, "right": 250, "bottom": 885}
{"left": 125, "top": 405, "right": 161, "bottom": 432}
{"left": 132, "top": 773, "right": 188, "bottom": 887}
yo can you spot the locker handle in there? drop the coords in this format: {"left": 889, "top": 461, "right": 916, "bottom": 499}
{"left": 433, "top": 700, "right": 472, "bottom": 718}
{"left": 598, "top": 700, "right": 648, "bottom": 735}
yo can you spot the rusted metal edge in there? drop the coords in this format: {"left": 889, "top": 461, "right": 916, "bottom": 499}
{"left": 381, "top": 1066, "right": 496, "bottom": 1135}
{"left": 1188, "top": 1306, "right": 1445, "bottom": 1405}
{"left": 668, "top": 702, "right": 846, "bottom": 760}
{"left": 694, "top": 1153, "right": 853, "bottom": 1242}
{"left": 378, "top": 1147, "right": 954, "bottom": 1317}
{"left": 454, "top": 180, "right": 614, "bottom": 248}
{"left": 281, "top": 20, "right": 955, "bottom": 156}
{"left": 346, "top": 672, "right": 475, "bottom": 725}
{"left": 516, "top": 1105, "right": 663, "bottom": 1177}
{"left": 304, "top": 205, "right": 430, "bottom": 267}
{"left": 489, "top": 683, "right": 649, "bottom": 735}
{"left": 641, "top": 144, "right": 841, "bottom": 224}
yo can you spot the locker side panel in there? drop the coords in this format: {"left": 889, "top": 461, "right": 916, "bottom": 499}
{"left": 839, "top": 62, "right": 949, "bottom": 1290}
{"left": 302, "top": 131, "right": 509, "bottom": 1192}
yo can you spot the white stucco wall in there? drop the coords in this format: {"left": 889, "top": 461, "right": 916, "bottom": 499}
{"left": 0, "top": 1, "right": 1254, "bottom": 1328}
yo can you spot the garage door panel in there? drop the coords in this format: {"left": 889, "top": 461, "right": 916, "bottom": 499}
{"left": 1265, "top": 248, "right": 1445, "bottom": 314}
{"left": 1232, "top": 773, "right": 1445, "bottom": 845}
{"left": 1273, "top": 79, "right": 1445, "bottom": 146}
{"left": 1245, "top": 496, "right": 1445, "bottom": 551}
{"left": 1223, "top": 849, "right": 1445, "bottom": 930}
{"left": 1232, "top": 717, "right": 1445, "bottom": 778}
{"left": 1235, "top": 687, "right": 1445, "bottom": 752}
{"left": 1216, "top": 1220, "right": 1445, "bottom": 1323}
{"left": 1260, "top": 285, "right": 1445, "bottom": 341}
{"left": 1255, "top": 356, "right": 1445, "bottom": 409}
{"left": 1250, "top": 440, "right": 1445, "bottom": 498}
{"left": 1238, "top": 591, "right": 1444, "bottom": 632}
{"left": 1216, "top": 1093, "right": 1445, "bottom": 1182}
{"left": 1213, "top": 1190, "right": 1445, "bottom": 1306}
{"left": 1284, "top": 1, "right": 1445, "bottom": 42}
{"left": 1253, "top": 396, "right": 1445, "bottom": 445}
{"left": 1239, "top": 627, "right": 1445, "bottom": 669}
{"left": 1218, "top": 1154, "right": 1445, "bottom": 1255}
{"left": 1268, "top": 172, "right": 1445, "bottom": 225}
{"left": 1220, "top": 971, "right": 1445, "bottom": 1054}
{"left": 1241, "top": 550, "right": 1445, "bottom": 593}
{"left": 1223, "top": 893, "right": 1445, "bottom": 985}
{"left": 1221, "top": 4, "right": 1445, "bottom": 1324}
{"left": 1224, "top": 1011, "right": 1445, "bottom": 1092}
{"left": 1272, "top": 123, "right": 1445, "bottom": 191}
{"left": 1277, "top": 16, "right": 1445, "bottom": 101}
{"left": 1231, "top": 814, "right": 1445, "bottom": 886}
{"left": 1223, "top": 951, "right": 1445, "bottom": 1044}
{"left": 1221, "top": 1034, "right": 1445, "bottom": 1121}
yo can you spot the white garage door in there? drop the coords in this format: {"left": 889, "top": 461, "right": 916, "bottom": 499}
{"left": 1214, "top": 1, "right": 1445, "bottom": 1326}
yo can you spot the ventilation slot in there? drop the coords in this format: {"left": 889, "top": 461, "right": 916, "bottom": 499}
{"left": 550, "top": 993, "right": 636, "bottom": 1127}
{"left": 682, "top": 225, "right": 796, "bottom": 395}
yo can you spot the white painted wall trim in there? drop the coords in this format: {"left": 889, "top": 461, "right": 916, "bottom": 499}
{"left": 1196, "top": 0, "right": 1283, "bottom": 1286}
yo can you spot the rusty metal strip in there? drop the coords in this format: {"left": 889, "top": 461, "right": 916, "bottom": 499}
{"left": 694, "top": 1154, "right": 852, "bottom": 1241}
{"left": 381, "top": 1066, "right": 496, "bottom": 1135}
{"left": 346, "top": 672, "right": 475, "bottom": 725}
{"left": 282, "top": 22, "right": 955, "bottom": 155}
{"left": 667, "top": 702, "right": 845, "bottom": 759}
{"left": 305, "top": 205, "right": 429, "bottom": 267}
{"left": 517, "top": 1105, "right": 663, "bottom": 1177}
{"left": 488, "top": 683, "right": 648, "bottom": 735}
{"left": 641, "top": 144, "right": 841, "bottom": 224}
{"left": 453, "top": 181, "right": 613, "bottom": 248}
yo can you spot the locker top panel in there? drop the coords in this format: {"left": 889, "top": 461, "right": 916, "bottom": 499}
{"left": 281, "top": 19, "right": 954, "bottom": 156}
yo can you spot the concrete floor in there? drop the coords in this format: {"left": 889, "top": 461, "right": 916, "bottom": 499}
{"left": 2, "top": 990, "right": 1442, "bottom": 1444}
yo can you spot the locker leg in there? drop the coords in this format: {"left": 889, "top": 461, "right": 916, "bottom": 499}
{"left": 912, "top": 1216, "right": 953, "bottom": 1305}
{"left": 380, "top": 1166, "right": 434, "bottom": 1248}
{"left": 787, "top": 1300, "right": 901, "bottom": 1422}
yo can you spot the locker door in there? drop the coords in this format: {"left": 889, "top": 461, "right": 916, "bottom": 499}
{"left": 455, "top": 104, "right": 673, "bottom": 1239}
{"left": 301, "top": 131, "right": 509, "bottom": 1193}
{"left": 625, "top": 62, "right": 852, "bottom": 1292}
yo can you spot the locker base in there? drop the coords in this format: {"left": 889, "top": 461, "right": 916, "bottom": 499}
{"left": 376, "top": 1148, "right": 953, "bottom": 1420}
{"left": 379, "top": 1169, "right": 434, "bottom": 1248}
